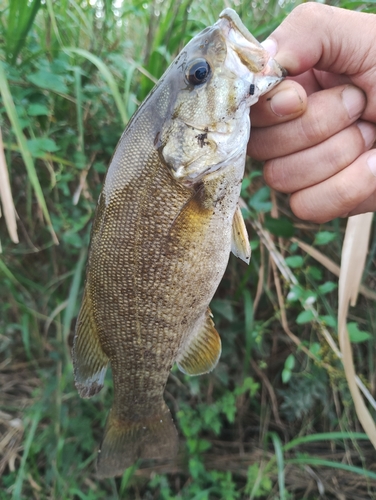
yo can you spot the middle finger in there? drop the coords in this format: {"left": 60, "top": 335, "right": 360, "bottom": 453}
{"left": 263, "top": 120, "right": 376, "bottom": 193}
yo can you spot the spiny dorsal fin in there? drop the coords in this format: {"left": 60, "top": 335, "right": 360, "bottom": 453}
{"left": 231, "top": 205, "right": 251, "bottom": 264}
{"left": 72, "top": 288, "right": 109, "bottom": 398}
{"left": 177, "top": 309, "right": 221, "bottom": 376}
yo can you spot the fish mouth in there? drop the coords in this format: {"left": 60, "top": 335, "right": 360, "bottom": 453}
{"left": 216, "top": 8, "right": 286, "bottom": 95}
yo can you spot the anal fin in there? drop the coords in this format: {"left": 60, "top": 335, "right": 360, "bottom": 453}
{"left": 177, "top": 309, "right": 221, "bottom": 376}
{"left": 231, "top": 205, "right": 251, "bottom": 264}
{"left": 72, "top": 288, "right": 109, "bottom": 398}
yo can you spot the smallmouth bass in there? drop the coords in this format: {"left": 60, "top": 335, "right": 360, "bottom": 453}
{"left": 73, "top": 8, "right": 285, "bottom": 478}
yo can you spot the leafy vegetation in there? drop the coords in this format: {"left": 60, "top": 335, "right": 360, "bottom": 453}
{"left": 1, "top": 0, "right": 376, "bottom": 498}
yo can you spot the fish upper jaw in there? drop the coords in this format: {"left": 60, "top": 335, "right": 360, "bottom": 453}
{"left": 216, "top": 8, "right": 285, "bottom": 101}
{"left": 254, "top": 57, "right": 286, "bottom": 97}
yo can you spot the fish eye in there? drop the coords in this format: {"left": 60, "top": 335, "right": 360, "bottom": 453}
{"left": 186, "top": 59, "right": 210, "bottom": 86}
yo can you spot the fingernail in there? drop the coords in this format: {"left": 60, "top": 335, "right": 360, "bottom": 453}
{"left": 342, "top": 86, "right": 366, "bottom": 119}
{"left": 357, "top": 122, "right": 376, "bottom": 148}
{"left": 270, "top": 88, "right": 303, "bottom": 117}
{"left": 367, "top": 152, "right": 376, "bottom": 177}
{"left": 261, "top": 38, "right": 278, "bottom": 57}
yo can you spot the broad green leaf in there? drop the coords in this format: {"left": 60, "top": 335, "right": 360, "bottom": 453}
{"left": 27, "top": 103, "right": 49, "bottom": 116}
{"left": 282, "top": 355, "right": 295, "bottom": 383}
{"left": 241, "top": 177, "right": 251, "bottom": 192}
{"left": 245, "top": 463, "right": 272, "bottom": 496}
{"left": 287, "top": 284, "right": 304, "bottom": 302}
{"left": 307, "top": 265, "right": 323, "bottom": 280}
{"left": 309, "top": 342, "right": 321, "bottom": 358}
{"left": 347, "top": 322, "right": 372, "bottom": 343}
{"left": 27, "top": 138, "right": 59, "bottom": 156}
{"left": 314, "top": 231, "right": 336, "bottom": 245}
{"left": 285, "top": 255, "right": 304, "bottom": 268}
{"left": 318, "top": 281, "right": 338, "bottom": 294}
{"left": 296, "top": 309, "right": 314, "bottom": 324}
{"left": 264, "top": 215, "right": 295, "bottom": 237}
{"left": 249, "top": 170, "right": 262, "bottom": 180}
{"left": 302, "top": 290, "right": 317, "bottom": 305}
{"left": 27, "top": 70, "right": 68, "bottom": 94}
{"left": 248, "top": 186, "right": 272, "bottom": 213}
{"left": 285, "top": 354, "right": 295, "bottom": 371}
{"left": 320, "top": 315, "right": 337, "bottom": 328}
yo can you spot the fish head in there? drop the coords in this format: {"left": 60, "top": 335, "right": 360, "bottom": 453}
{"left": 157, "top": 8, "right": 286, "bottom": 186}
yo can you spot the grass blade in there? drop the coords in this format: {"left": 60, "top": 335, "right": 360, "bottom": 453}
{"left": 283, "top": 432, "right": 369, "bottom": 452}
{"left": 243, "top": 288, "right": 253, "bottom": 374}
{"left": 45, "top": 0, "right": 63, "bottom": 46}
{"left": 65, "top": 48, "right": 128, "bottom": 125}
{"left": 12, "top": 407, "right": 42, "bottom": 500}
{"left": 6, "top": 0, "right": 42, "bottom": 63}
{"left": 269, "top": 432, "right": 286, "bottom": 499}
{"left": 0, "top": 62, "right": 58, "bottom": 244}
{"left": 287, "top": 457, "right": 376, "bottom": 480}
{"left": 62, "top": 247, "right": 87, "bottom": 343}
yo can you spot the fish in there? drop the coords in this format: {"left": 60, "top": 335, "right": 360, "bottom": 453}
{"left": 72, "top": 8, "right": 285, "bottom": 478}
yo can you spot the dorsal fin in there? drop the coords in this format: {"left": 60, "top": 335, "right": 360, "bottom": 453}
{"left": 177, "top": 309, "right": 221, "bottom": 376}
{"left": 231, "top": 205, "right": 251, "bottom": 264}
{"left": 72, "top": 288, "right": 109, "bottom": 398}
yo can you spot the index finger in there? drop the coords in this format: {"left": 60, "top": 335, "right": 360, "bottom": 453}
{"left": 251, "top": 79, "right": 307, "bottom": 128}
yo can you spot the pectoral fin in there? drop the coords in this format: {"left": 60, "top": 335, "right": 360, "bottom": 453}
{"left": 72, "top": 289, "right": 109, "bottom": 398}
{"left": 177, "top": 309, "right": 221, "bottom": 376}
{"left": 169, "top": 184, "right": 211, "bottom": 237}
{"left": 231, "top": 205, "right": 251, "bottom": 264}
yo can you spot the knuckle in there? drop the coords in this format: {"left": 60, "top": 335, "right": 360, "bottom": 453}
{"left": 300, "top": 112, "right": 331, "bottom": 144}
{"left": 289, "top": 194, "right": 310, "bottom": 221}
{"left": 325, "top": 141, "right": 354, "bottom": 176}
{"left": 263, "top": 160, "right": 290, "bottom": 192}
{"left": 290, "top": 3, "right": 325, "bottom": 23}
{"left": 334, "top": 177, "right": 358, "bottom": 209}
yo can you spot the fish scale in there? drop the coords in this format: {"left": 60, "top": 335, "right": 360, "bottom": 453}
{"left": 72, "top": 8, "right": 285, "bottom": 477}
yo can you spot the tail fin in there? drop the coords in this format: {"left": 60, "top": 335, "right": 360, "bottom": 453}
{"left": 96, "top": 403, "right": 178, "bottom": 478}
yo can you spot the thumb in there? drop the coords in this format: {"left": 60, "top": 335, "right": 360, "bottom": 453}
{"left": 266, "top": 4, "right": 376, "bottom": 121}
{"left": 268, "top": 4, "right": 375, "bottom": 75}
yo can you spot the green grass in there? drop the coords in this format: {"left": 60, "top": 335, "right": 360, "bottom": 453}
{"left": 1, "top": 0, "right": 376, "bottom": 498}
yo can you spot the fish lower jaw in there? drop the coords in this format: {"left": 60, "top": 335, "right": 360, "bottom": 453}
{"left": 170, "top": 147, "right": 245, "bottom": 186}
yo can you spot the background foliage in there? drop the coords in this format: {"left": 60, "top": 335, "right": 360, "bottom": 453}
{"left": 1, "top": 0, "right": 376, "bottom": 498}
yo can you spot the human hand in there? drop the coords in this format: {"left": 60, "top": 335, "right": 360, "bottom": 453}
{"left": 248, "top": 3, "right": 376, "bottom": 223}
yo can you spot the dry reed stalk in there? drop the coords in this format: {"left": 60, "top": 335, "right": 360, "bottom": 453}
{"left": 0, "top": 127, "right": 18, "bottom": 244}
{"left": 338, "top": 213, "right": 376, "bottom": 450}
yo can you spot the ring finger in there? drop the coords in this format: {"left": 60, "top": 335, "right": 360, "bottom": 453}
{"left": 263, "top": 120, "right": 376, "bottom": 193}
